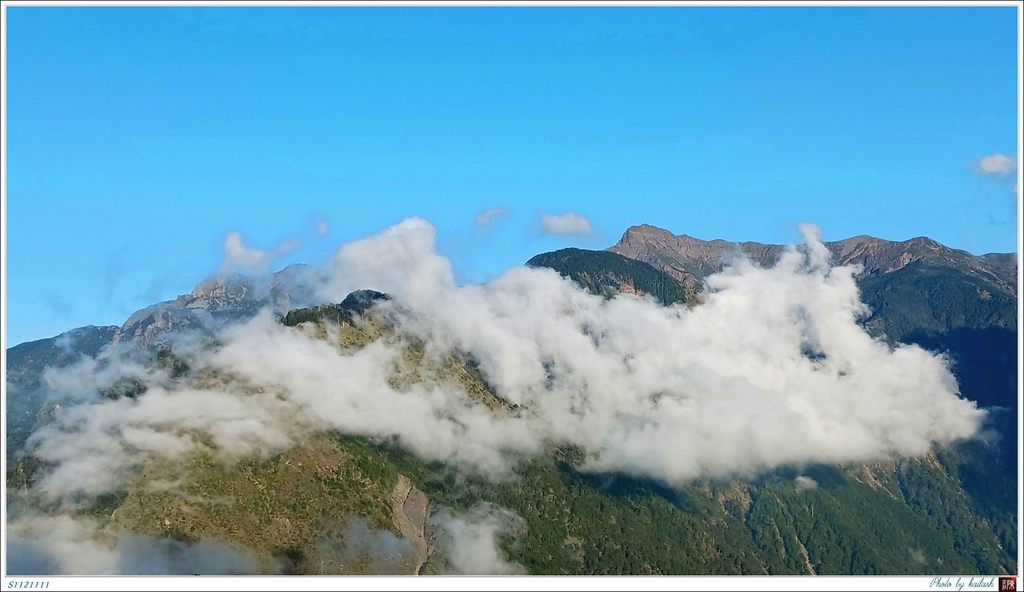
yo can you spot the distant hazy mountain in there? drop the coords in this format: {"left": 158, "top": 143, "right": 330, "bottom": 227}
{"left": 5, "top": 225, "right": 1019, "bottom": 576}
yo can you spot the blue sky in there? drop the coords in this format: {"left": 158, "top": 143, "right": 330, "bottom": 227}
{"left": 3, "top": 5, "right": 1020, "bottom": 347}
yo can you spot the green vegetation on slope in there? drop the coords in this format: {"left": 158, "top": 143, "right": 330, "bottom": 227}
{"left": 859, "top": 261, "right": 1017, "bottom": 345}
{"left": 526, "top": 248, "right": 699, "bottom": 307}
{"left": 428, "top": 452, "right": 1015, "bottom": 575}
{"left": 99, "top": 434, "right": 409, "bottom": 574}
{"left": 8, "top": 414, "right": 1017, "bottom": 575}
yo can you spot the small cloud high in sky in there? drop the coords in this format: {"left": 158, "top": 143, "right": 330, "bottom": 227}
{"left": 2, "top": 6, "right": 1019, "bottom": 347}
{"left": 475, "top": 207, "right": 509, "bottom": 227}
{"left": 972, "top": 153, "right": 1017, "bottom": 175}
{"left": 540, "top": 212, "right": 593, "bottom": 236}
{"left": 218, "top": 232, "right": 301, "bottom": 276}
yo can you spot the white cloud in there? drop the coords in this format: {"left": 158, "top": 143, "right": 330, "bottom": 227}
{"left": 251, "top": 219, "right": 980, "bottom": 484}
{"left": 972, "top": 153, "right": 1016, "bottom": 175}
{"left": 6, "top": 513, "right": 259, "bottom": 575}
{"left": 431, "top": 504, "right": 525, "bottom": 575}
{"left": 475, "top": 207, "right": 508, "bottom": 227}
{"left": 277, "top": 238, "right": 302, "bottom": 255}
{"left": 361, "top": 220, "right": 978, "bottom": 482}
{"left": 26, "top": 378, "right": 299, "bottom": 502}
{"left": 315, "top": 218, "right": 330, "bottom": 236}
{"left": 218, "top": 232, "right": 303, "bottom": 276}
{"left": 320, "top": 216, "right": 458, "bottom": 306}
{"left": 540, "top": 211, "right": 593, "bottom": 236}
{"left": 794, "top": 476, "right": 818, "bottom": 491}
{"left": 314, "top": 518, "right": 418, "bottom": 574}
{"left": 219, "top": 232, "right": 271, "bottom": 275}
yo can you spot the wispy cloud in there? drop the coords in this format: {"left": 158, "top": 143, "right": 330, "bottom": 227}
{"left": 6, "top": 513, "right": 259, "bottom": 575}
{"left": 972, "top": 153, "right": 1017, "bottom": 175}
{"left": 431, "top": 504, "right": 525, "bottom": 575}
{"left": 539, "top": 211, "right": 593, "bottom": 236}
{"left": 45, "top": 294, "right": 75, "bottom": 321}
{"left": 218, "top": 232, "right": 302, "bottom": 276}
{"left": 475, "top": 208, "right": 509, "bottom": 227}
{"left": 219, "top": 232, "right": 272, "bottom": 275}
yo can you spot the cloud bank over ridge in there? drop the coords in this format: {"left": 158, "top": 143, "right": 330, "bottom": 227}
{"left": 9, "top": 216, "right": 986, "bottom": 573}
{"left": 24, "top": 217, "right": 983, "bottom": 497}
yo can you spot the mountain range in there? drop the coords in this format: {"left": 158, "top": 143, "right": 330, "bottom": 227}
{"left": 4, "top": 223, "right": 1019, "bottom": 576}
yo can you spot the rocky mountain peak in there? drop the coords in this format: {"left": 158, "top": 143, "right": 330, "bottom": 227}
{"left": 619, "top": 224, "right": 704, "bottom": 248}
{"left": 187, "top": 274, "right": 255, "bottom": 311}
{"left": 190, "top": 273, "right": 252, "bottom": 298}
{"left": 113, "top": 264, "right": 325, "bottom": 347}
{"left": 609, "top": 225, "right": 1016, "bottom": 296}
{"left": 621, "top": 224, "right": 678, "bottom": 240}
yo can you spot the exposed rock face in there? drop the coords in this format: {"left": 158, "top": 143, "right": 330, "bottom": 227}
{"left": 113, "top": 264, "right": 326, "bottom": 347}
{"left": 609, "top": 224, "right": 1017, "bottom": 296}
{"left": 608, "top": 224, "right": 781, "bottom": 290}
{"left": 390, "top": 474, "right": 432, "bottom": 575}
